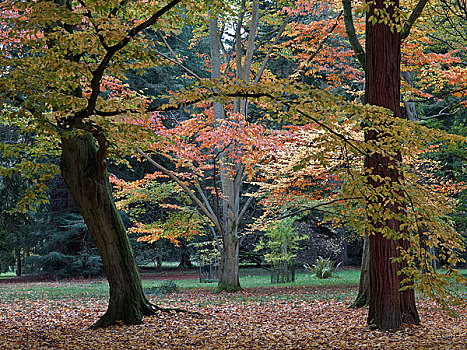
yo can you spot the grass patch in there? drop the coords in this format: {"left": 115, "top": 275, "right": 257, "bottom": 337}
{"left": 0, "top": 268, "right": 464, "bottom": 302}
{"left": 0, "top": 272, "right": 16, "bottom": 279}
{"left": 0, "top": 268, "right": 359, "bottom": 301}
{"left": 0, "top": 281, "right": 110, "bottom": 301}
{"left": 142, "top": 269, "right": 361, "bottom": 291}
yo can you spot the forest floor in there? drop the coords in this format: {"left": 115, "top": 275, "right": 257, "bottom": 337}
{"left": 0, "top": 272, "right": 465, "bottom": 349}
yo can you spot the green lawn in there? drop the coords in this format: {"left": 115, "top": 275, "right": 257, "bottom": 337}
{"left": 0, "top": 268, "right": 465, "bottom": 302}
{"left": 0, "top": 269, "right": 359, "bottom": 300}
{"left": 172, "top": 268, "right": 361, "bottom": 289}
{"left": 0, "top": 272, "right": 16, "bottom": 279}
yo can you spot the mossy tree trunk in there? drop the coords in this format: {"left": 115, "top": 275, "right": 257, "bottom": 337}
{"left": 61, "top": 135, "right": 155, "bottom": 328}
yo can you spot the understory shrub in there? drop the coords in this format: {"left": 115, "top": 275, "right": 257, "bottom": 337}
{"left": 145, "top": 280, "right": 179, "bottom": 296}
{"left": 305, "top": 256, "right": 337, "bottom": 279}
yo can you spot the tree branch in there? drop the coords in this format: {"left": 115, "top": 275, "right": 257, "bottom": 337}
{"left": 136, "top": 147, "right": 221, "bottom": 230}
{"left": 303, "top": 11, "right": 343, "bottom": 67}
{"left": 278, "top": 197, "right": 362, "bottom": 220}
{"left": 194, "top": 179, "right": 221, "bottom": 230}
{"left": 401, "top": 0, "right": 430, "bottom": 40}
{"left": 253, "top": 18, "right": 288, "bottom": 84}
{"left": 79, "top": 0, "right": 183, "bottom": 120}
{"left": 235, "top": 0, "right": 247, "bottom": 82}
{"left": 243, "top": 0, "right": 259, "bottom": 83}
{"left": 152, "top": 49, "right": 202, "bottom": 80}
{"left": 237, "top": 195, "right": 254, "bottom": 225}
{"left": 342, "top": 0, "right": 365, "bottom": 69}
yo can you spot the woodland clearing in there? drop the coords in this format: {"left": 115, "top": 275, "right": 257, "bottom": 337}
{"left": 0, "top": 271, "right": 465, "bottom": 349}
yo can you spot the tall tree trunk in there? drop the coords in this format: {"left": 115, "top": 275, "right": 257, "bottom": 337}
{"left": 217, "top": 158, "right": 242, "bottom": 292}
{"left": 15, "top": 246, "right": 21, "bottom": 277}
{"left": 60, "top": 135, "right": 155, "bottom": 328}
{"left": 351, "top": 234, "right": 369, "bottom": 308}
{"left": 365, "top": 0, "right": 420, "bottom": 330}
{"left": 209, "top": 16, "right": 244, "bottom": 292}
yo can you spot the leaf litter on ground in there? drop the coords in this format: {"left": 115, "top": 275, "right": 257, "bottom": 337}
{"left": 0, "top": 283, "right": 465, "bottom": 349}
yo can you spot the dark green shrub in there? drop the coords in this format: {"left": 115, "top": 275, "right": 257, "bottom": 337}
{"left": 145, "top": 280, "right": 179, "bottom": 296}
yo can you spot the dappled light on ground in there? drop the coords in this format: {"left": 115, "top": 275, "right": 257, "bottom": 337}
{"left": 0, "top": 284, "right": 465, "bottom": 349}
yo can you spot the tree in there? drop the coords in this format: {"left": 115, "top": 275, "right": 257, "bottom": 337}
{"left": 342, "top": 0, "right": 467, "bottom": 311}
{"left": 132, "top": 0, "right": 291, "bottom": 292}
{"left": 0, "top": 109, "right": 59, "bottom": 276}
{"left": 0, "top": 0, "right": 202, "bottom": 328}
{"left": 255, "top": 217, "right": 308, "bottom": 283}
{"left": 362, "top": 0, "right": 421, "bottom": 330}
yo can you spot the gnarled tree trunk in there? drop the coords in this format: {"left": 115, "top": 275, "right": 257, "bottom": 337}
{"left": 61, "top": 135, "right": 155, "bottom": 328}
{"left": 365, "top": 0, "right": 420, "bottom": 330}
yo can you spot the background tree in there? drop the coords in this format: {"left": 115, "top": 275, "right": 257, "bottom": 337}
{"left": 133, "top": 0, "right": 292, "bottom": 292}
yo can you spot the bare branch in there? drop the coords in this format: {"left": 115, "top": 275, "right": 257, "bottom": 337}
{"left": 194, "top": 179, "right": 221, "bottom": 230}
{"left": 235, "top": 0, "right": 247, "bottom": 81}
{"left": 237, "top": 195, "right": 254, "bottom": 225}
{"left": 243, "top": 0, "right": 259, "bottom": 83}
{"left": 152, "top": 49, "right": 202, "bottom": 80}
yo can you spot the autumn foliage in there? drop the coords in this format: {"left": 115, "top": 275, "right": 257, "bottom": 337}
{"left": 1, "top": 0, "right": 467, "bottom": 333}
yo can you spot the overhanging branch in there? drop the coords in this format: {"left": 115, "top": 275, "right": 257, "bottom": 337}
{"left": 136, "top": 147, "right": 222, "bottom": 233}
{"left": 342, "top": 0, "right": 365, "bottom": 69}
{"left": 401, "top": 0, "right": 430, "bottom": 40}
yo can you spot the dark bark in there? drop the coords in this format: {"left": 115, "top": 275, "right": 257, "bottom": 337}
{"left": 342, "top": 0, "right": 366, "bottom": 68}
{"left": 351, "top": 235, "right": 369, "bottom": 308}
{"left": 365, "top": 0, "right": 420, "bottom": 331}
{"left": 178, "top": 239, "right": 192, "bottom": 268}
{"left": 15, "top": 246, "right": 21, "bottom": 277}
{"left": 60, "top": 134, "right": 155, "bottom": 328}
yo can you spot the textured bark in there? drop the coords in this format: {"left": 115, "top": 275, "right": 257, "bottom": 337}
{"left": 60, "top": 135, "right": 155, "bottom": 328}
{"left": 351, "top": 235, "right": 369, "bottom": 308}
{"left": 365, "top": 0, "right": 420, "bottom": 331}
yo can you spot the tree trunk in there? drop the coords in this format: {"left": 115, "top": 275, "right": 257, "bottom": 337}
{"left": 351, "top": 234, "right": 369, "bottom": 308}
{"left": 218, "top": 231, "right": 240, "bottom": 292}
{"left": 15, "top": 246, "right": 21, "bottom": 277}
{"left": 365, "top": 0, "right": 420, "bottom": 330}
{"left": 209, "top": 17, "right": 243, "bottom": 292}
{"left": 178, "top": 238, "right": 192, "bottom": 268}
{"left": 60, "top": 135, "right": 155, "bottom": 328}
